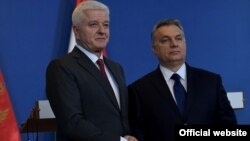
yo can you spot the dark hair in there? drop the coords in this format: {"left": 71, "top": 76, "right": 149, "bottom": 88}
{"left": 151, "top": 19, "right": 184, "bottom": 42}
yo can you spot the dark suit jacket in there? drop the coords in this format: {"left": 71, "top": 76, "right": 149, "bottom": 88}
{"left": 46, "top": 47, "right": 130, "bottom": 141}
{"left": 128, "top": 64, "right": 237, "bottom": 141}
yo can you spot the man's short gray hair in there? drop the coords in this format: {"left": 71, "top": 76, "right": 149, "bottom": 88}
{"left": 72, "top": 0, "right": 110, "bottom": 26}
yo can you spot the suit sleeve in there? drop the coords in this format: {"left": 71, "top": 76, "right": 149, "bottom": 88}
{"left": 216, "top": 75, "right": 237, "bottom": 124}
{"left": 128, "top": 84, "right": 145, "bottom": 141}
{"left": 46, "top": 60, "right": 120, "bottom": 141}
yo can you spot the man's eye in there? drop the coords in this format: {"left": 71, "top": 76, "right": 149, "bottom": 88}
{"left": 161, "top": 38, "right": 170, "bottom": 43}
{"left": 89, "top": 23, "right": 98, "bottom": 27}
{"left": 176, "top": 37, "right": 183, "bottom": 41}
{"left": 103, "top": 23, "right": 109, "bottom": 28}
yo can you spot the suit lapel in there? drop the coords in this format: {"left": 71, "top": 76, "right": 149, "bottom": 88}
{"left": 185, "top": 64, "right": 199, "bottom": 121}
{"left": 104, "top": 58, "right": 126, "bottom": 112}
{"left": 71, "top": 48, "right": 120, "bottom": 111}
{"left": 150, "top": 68, "right": 181, "bottom": 117}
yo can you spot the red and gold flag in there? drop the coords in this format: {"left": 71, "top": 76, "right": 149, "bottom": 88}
{"left": 0, "top": 70, "right": 21, "bottom": 141}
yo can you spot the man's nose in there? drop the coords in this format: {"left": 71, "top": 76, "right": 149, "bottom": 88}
{"left": 170, "top": 39, "right": 178, "bottom": 47}
{"left": 97, "top": 25, "right": 106, "bottom": 33}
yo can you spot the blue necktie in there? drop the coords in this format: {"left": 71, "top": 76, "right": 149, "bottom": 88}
{"left": 171, "top": 73, "right": 186, "bottom": 115}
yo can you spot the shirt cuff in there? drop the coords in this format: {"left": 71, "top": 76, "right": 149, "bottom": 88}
{"left": 120, "top": 136, "right": 127, "bottom": 141}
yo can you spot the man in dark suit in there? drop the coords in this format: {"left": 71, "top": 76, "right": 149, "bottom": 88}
{"left": 46, "top": 1, "right": 137, "bottom": 141}
{"left": 128, "top": 19, "right": 237, "bottom": 141}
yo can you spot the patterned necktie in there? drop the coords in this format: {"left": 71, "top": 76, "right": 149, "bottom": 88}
{"left": 171, "top": 73, "right": 186, "bottom": 115}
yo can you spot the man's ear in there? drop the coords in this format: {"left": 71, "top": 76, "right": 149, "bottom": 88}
{"left": 152, "top": 45, "right": 156, "bottom": 54}
{"left": 73, "top": 26, "right": 80, "bottom": 39}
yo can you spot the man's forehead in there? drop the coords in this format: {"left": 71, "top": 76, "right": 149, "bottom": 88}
{"left": 84, "top": 11, "right": 109, "bottom": 22}
{"left": 156, "top": 26, "right": 183, "bottom": 36}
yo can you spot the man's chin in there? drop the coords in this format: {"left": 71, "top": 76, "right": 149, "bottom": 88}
{"left": 96, "top": 45, "right": 107, "bottom": 50}
{"left": 95, "top": 47, "right": 106, "bottom": 53}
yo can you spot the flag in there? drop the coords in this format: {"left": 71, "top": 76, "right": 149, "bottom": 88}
{"left": 68, "top": 0, "right": 108, "bottom": 57}
{"left": 68, "top": 0, "right": 86, "bottom": 53}
{"left": 0, "top": 70, "right": 21, "bottom": 141}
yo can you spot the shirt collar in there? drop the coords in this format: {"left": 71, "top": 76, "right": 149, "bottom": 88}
{"left": 76, "top": 45, "right": 103, "bottom": 63}
{"left": 159, "top": 63, "right": 186, "bottom": 81}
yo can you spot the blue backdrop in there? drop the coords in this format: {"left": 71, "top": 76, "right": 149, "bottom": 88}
{"left": 0, "top": 0, "right": 249, "bottom": 140}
